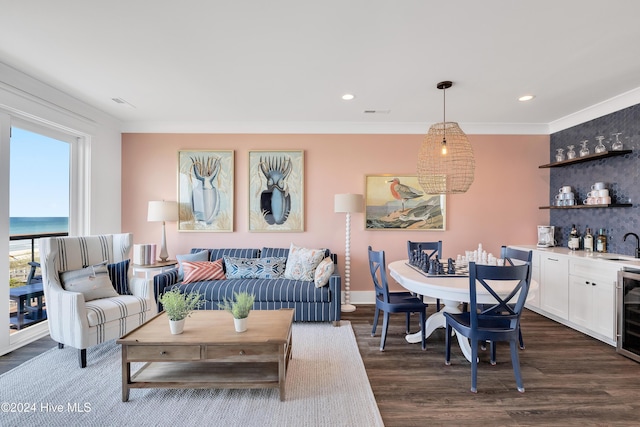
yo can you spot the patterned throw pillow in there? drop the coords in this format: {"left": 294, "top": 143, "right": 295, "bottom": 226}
{"left": 314, "top": 257, "right": 335, "bottom": 288}
{"left": 59, "top": 261, "right": 120, "bottom": 301}
{"left": 182, "top": 259, "right": 226, "bottom": 284}
{"left": 107, "top": 259, "right": 131, "bottom": 295}
{"left": 223, "top": 256, "right": 287, "bottom": 279}
{"left": 176, "top": 250, "right": 209, "bottom": 280}
{"left": 284, "top": 243, "right": 325, "bottom": 281}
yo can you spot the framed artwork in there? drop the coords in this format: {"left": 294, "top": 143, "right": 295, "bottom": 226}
{"left": 177, "top": 150, "right": 234, "bottom": 232}
{"left": 248, "top": 150, "right": 304, "bottom": 232}
{"left": 365, "top": 174, "right": 446, "bottom": 230}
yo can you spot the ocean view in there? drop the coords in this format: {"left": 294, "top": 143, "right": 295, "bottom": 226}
{"left": 10, "top": 217, "right": 68, "bottom": 252}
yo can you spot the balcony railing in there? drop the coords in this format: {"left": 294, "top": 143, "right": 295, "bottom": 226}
{"left": 10, "top": 232, "right": 68, "bottom": 262}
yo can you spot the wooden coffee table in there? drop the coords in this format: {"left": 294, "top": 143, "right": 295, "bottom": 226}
{"left": 117, "top": 309, "right": 294, "bottom": 402}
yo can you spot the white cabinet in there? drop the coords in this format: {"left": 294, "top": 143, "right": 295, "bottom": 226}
{"left": 568, "top": 259, "right": 618, "bottom": 342}
{"left": 540, "top": 255, "right": 569, "bottom": 320}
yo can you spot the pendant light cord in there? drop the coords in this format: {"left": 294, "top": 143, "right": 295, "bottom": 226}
{"left": 442, "top": 85, "right": 446, "bottom": 144}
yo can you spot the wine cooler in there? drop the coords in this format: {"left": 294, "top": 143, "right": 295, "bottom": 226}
{"left": 617, "top": 268, "right": 640, "bottom": 362}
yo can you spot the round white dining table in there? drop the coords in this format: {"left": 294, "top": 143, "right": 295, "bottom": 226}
{"left": 388, "top": 260, "right": 536, "bottom": 363}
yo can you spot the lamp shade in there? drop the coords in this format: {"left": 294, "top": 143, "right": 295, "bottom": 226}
{"left": 147, "top": 201, "right": 179, "bottom": 222}
{"left": 417, "top": 122, "right": 475, "bottom": 194}
{"left": 334, "top": 194, "right": 364, "bottom": 213}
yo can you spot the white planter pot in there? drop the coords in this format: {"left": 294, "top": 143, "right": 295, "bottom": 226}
{"left": 234, "top": 317, "right": 248, "bottom": 333}
{"left": 169, "top": 318, "right": 185, "bottom": 334}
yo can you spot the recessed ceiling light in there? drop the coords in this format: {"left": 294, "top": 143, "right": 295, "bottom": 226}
{"left": 341, "top": 93, "right": 355, "bottom": 101}
{"left": 518, "top": 95, "right": 535, "bottom": 102}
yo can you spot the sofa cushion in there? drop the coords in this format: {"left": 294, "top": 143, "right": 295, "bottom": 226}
{"left": 223, "top": 256, "right": 287, "bottom": 279}
{"left": 182, "top": 259, "right": 225, "bottom": 283}
{"left": 314, "top": 257, "right": 335, "bottom": 288}
{"left": 85, "top": 295, "right": 149, "bottom": 327}
{"left": 191, "top": 248, "right": 260, "bottom": 263}
{"left": 176, "top": 250, "right": 209, "bottom": 280}
{"left": 261, "top": 247, "right": 331, "bottom": 259}
{"left": 107, "top": 259, "right": 130, "bottom": 295}
{"left": 60, "top": 262, "right": 120, "bottom": 301}
{"left": 177, "top": 278, "right": 332, "bottom": 303}
{"left": 284, "top": 243, "right": 325, "bottom": 281}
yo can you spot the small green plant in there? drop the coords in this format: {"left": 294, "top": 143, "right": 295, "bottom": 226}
{"left": 159, "top": 288, "right": 203, "bottom": 321}
{"left": 218, "top": 291, "right": 255, "bottom": 319}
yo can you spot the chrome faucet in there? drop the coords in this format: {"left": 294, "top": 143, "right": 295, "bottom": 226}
{"left": 623, "top": 232, "right": 640, "bottom": 258}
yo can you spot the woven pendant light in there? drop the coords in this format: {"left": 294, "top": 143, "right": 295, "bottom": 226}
{"left": 417, "top": 81, "right": 475, "bottom": 194}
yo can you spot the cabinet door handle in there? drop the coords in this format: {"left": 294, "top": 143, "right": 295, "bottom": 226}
{"left": 585, "top": 281, "right": 590, "bottom": 285}
{"left": 547, "top": 258, "right": 559, "bottom": 262}
{"left": 592, "top": 282, "right": 597, "bottom": 286}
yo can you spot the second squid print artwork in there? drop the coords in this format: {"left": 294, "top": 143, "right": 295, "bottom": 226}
{"left": 248, "top": 150, "right": 304, "bottom": 232}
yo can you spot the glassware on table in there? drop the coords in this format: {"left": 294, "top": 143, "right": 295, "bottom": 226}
{"left": 555, "top": 148, "right": 565, "bottom": 162}
{"left": 611, "top": 132, "right": 624, "bottom": 151}
{"left": 579, "top": 140, "right": 590, "bottom": 157}
{"left": 566, "top": 145, "right": 576, "bottom": 159}
{"left": 595, "top": 136, "right": 606, "bottom": 153}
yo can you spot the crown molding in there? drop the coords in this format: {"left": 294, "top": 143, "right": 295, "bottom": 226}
{"left": 121, "top": 120, "right": 550, "bottom": 135}
{"left": 549, "top": 87, "right": 640, "bottom": 134}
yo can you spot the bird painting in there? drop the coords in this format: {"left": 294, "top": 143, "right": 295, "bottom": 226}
{"left": 386, "top": 178, "right": 424, "bottom": 211}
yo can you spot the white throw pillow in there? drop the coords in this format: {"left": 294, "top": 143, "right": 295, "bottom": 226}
{"left": 314, "top": 257, "right": 335, "bottom": 288}
{"left": 59, "top": 261, "right": 119, "bottom": 301}
{"left": 284, "top": 243, "right": 325, "bottom": 281}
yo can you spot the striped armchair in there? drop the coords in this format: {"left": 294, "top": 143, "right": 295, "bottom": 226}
{"left": 39, "top": 234, "right": 156, "bottom": 367}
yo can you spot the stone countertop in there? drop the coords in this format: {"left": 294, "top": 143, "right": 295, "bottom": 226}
{"left": 509, "top": 244, "right": 640, "bottom": 271}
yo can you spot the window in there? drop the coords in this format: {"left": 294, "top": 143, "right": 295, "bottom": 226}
{"left": 8, "top": 126, "right": 71, "bottom": 333}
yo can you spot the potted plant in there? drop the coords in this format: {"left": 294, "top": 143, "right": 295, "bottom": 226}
{"left": 158, "top": 288, "right": 203, "bottom": 334}
{"left": 218, "top": 291, "right": 255, "bottom": 332}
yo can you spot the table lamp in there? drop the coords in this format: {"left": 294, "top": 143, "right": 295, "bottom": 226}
{"left": 334, "top": 193, "right": 364, "bottom": 312}
{"left": 147, "top": 201, "right": 178, "bottom": 262}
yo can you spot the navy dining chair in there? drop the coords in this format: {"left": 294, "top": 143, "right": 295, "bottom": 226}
{"left": 479, "top": 246, "right": 532, "bottom": 362}
{"left": 444, "top": 261, "right": 531, "bottom": 393}
{"left": 407, "top": 240, "right": 443, "bottom": 310}
{"left": 368, "top": 246, "right": 427, "bottom": 351}
{"left": 500, "top": 245, "right": 533, "bottom": 352}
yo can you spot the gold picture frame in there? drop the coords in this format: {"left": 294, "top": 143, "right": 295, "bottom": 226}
{"left": 248, "top": 150, "right": 304, "bottom": 232}
{"left": 177, "top": 150, "right": 234, "bottom": 232}
{"left": 365, "top": 174, "right": 446, "bottom": 230}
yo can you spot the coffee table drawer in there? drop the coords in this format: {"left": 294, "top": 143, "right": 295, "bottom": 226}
{"left": 127, "top": 345, "right": 201, "bottom": 361}
{"left": 205, "top": 344, "right": 281, "bottom": 362}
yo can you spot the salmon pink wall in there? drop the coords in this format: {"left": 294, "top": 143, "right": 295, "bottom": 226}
{"left": 122, "top": 133, "right": 549, "bottom": 299}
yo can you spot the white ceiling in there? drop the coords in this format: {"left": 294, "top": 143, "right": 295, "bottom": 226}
{"left": 2, "top": 1, "right": 640, "bottom": 134}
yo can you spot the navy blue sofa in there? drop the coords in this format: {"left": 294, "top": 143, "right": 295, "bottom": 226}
{"left": 153, "top": 247, "right": 342, "bottom": 325}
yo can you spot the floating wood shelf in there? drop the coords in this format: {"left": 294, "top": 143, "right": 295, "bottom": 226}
{"left": 539, "top": 204, "right": 633, "bottom": 210}
{"left": 539, "top": 150, "right": 632, "bottom": 168}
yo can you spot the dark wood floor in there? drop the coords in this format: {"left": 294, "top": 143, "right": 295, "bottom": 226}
{"left": 3, "top": 307, "right": 640, "bottom": 426}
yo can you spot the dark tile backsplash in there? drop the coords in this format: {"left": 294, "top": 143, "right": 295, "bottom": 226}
{"left": 550, "top": 103, "right": 640, "bottom": 256}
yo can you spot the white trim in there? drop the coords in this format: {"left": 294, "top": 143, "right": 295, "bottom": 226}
{"left": 549, "top": 87, "right": 640, "bottom": 134}
{"left": 122, "top": 120, "right": 551, "bottom": 135}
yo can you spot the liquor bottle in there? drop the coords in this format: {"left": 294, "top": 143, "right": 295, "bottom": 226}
{"left": 596, "top": 228, "right": 608, "bottom": 253}
{"left": 569, "top": 224, "right": 579, "bottom": 250}
{"left": 583, "top": 228, "right": 594, "bottom": 252}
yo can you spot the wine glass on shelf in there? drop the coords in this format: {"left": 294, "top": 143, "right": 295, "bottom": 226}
{"left": 579, "top": 140, "right": 590, "bottom": 157}
{"left": 595, "top": 136, "right": 606, "bottom": 153}
{"left": 566, "top": 145, "right": 576, "bottom": 159}
{"left": 611, "top": 132, "right": 624, "bottom": 151}
{"left": 555, "top": 148, "right": 565, "bottom": 162}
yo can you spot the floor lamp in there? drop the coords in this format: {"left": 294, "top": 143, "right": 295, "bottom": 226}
{"left": 147, "top": 201, "right": 179, "bottom": 262}
{"left": 335, "top": 193, "right": 364, "bottom": 313}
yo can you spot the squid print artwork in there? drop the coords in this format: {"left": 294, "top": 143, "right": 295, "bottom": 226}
{"left": 259, "top": 155, "right": 292, "bottom": 225}
{"left": 190, "top": 155, "right": 221, "bottom": 224}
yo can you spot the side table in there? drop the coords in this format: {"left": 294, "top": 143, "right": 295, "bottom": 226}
{"left": 132, "top": 260, "right": 178, "bottom": 280}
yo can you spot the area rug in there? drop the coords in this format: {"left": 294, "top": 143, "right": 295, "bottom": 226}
{"left": 0, "top": 321, "right": 383, "bottom": 427}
